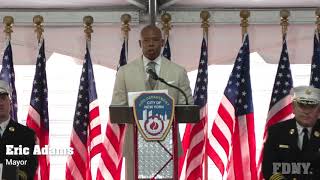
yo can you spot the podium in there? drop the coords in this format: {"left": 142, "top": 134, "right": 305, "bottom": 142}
{"left": 110, "top": 103, "right": 199, "bottom": 180}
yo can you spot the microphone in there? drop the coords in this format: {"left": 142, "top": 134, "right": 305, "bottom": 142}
{"left": 146, "top": 67, "right": 189, "bottom": 105}
{"left": 146, "top": 67, "right": 159, "bottom": 80}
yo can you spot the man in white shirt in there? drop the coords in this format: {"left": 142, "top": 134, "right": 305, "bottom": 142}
{"left": 262, "top": 85, "right": 320, "bottom": 180}
{"left": 0, "top": 80, "right": 37, "bottom": 179}
{"left": 111, "top": 25, "right": 194, "bottom": 180}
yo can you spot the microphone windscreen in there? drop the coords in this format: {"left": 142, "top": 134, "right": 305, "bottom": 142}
{"left": 146, "top": 66, "right": 153, "bottom": 74}
{"left": 146, "top": 67, "right": 158, "bottom": 80}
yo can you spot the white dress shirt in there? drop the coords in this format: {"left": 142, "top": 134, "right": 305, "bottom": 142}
{"left": 0, "top": 118, "right": 10, "bottom": 137}
{"left": 143, "top": 55, "right": 162, "bottom": 78}
{"left": 296, "top": 122, "right": 312, "bottom": 150}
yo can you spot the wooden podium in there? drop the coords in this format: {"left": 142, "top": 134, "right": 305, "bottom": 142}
{"left": 110, "top": 104, "right": 200, "bottom": 180}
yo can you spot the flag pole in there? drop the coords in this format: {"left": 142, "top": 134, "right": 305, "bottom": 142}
{"left": 316, "top": 8, "right": 320, "bottom": 34}
{"left": 161, "top": 12, "right": 172, "bottom": 60}
{"left": 121, "top": 13, "right": 131, "bottom": 61}
{"left": 240, "top": 10, "right": 250, "bottom": 40}
{"left": 83, "top": 15, "right": 94, "bottom": 51}
{"left": 83, "top": 15, "right": 94, "bottom": 179}
{"left": 2, "top": 16, "right": 18, "bottom": 122}
{"left": 161, "top": 12, "right": 171, "bottom": 43}
{"left": 120, "top": 13, "right": 135, "bottom": 180}
{"left": 200, "top": 10, "right": 210, "bottom": 40}
{"left": 31, "top": 14, "right": 50, "bottom": 180}
{"left": 280, "top": 9, "right": 290, "bottom": 37}
{"left": 3, "top": 16, "right": 13, "bottom": 42}
{"left": 33, "top": 15, "right": 44, "bottom": 43}
{"left": 200, "top": 10, "right": 210, "bottom": 180}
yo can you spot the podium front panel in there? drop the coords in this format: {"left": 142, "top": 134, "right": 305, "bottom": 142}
{"left": 137, "top": 129, "right": 173, "bottom": 179}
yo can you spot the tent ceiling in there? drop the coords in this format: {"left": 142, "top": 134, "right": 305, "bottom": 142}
{"left": 0, "top": 0, "right": 319, "bottom": 9}
{"left": 0, "top": 1, "right": 319, "bottom": 71}
{"left": 0, "top": 0, "right": 130, "bottom": 9}
{"left": 173, "top": 0, "right": 320, "bottom": 9}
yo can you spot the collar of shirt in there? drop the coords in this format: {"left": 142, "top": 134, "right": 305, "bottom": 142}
{"left": 143, "top": 55, "right": 162, "bottom": 76}
{"left": 0, "top": 117, "right": 11, "bottom": 134}
{"left": 296, "top": 122, "right": 312, "bottom": 138}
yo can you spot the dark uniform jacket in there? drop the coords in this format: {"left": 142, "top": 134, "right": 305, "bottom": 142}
{"left": 0, "top": 120, "right": 38, "bottom": 180}
{"left": 262, "top": 119, "right": 320, "bottom": 180}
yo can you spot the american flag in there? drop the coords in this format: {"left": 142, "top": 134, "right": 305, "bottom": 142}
{"left": 117, "top": 40, "right": 127, "bottom": 70}
{"left": 0, "top": 41, "right": 18, "bottom": 121}
{"left": 26, "top": 39, "right": 50, "bottom": 180}
{"left": 257, "top": 35, "right": 294, "bottom": 180}
{"left": 264, "top": 35, "right": 293, "bottom": 135}
{"left": 207, "top": 34, "right": 257, "bottom": 180}
{"left": 179, "top": 37, "right": 208, "bottom": 180}
{"left": 310, "top": 31, "right": 320, "bottom": 88}
{"left": 65, "top": 43, "right": 103, "bottom": 180}
{"left": 96, "top": 39, "right": 127, "bottom": 180}
{"left": 162, "top": 38, "right": 171, "bottom": 60}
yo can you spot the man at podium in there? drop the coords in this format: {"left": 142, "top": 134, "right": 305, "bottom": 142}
{"left": 111, "top": 25, "right": 193, "bottom": 179}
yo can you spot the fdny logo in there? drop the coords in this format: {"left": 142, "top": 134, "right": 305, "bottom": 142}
{"left": 133, "top": 93, "right": 174, "bottom": 141}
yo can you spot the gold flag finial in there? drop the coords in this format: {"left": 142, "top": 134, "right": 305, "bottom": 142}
{"left": 280, "top": 9, "right": 290, "bottom": 35}
{"left": 83, "top": 16, "right": 94, "bottom": 41}
{"left": 33, "top": 15, "right": 44, "bottom": 43}
{"left": 240, "top": 10, "right": 250, "bottom": 38}
{"left": 161, "top": 13, "right": 172, "bottom": 38}
{"left": 121, "top": 14, "right": 131, "bottom": 39}
{"left": 315, "top": 8, "right": 320, "bottom": 32}
{"left": 200, "top": 10, "right": 210, "bottom": 35}
{"left": 3, "top": 16, "right": 14, "bottom": 40}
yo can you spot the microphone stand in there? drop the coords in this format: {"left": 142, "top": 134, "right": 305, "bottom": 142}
{"left": 147, "top": 68, "right": 189, "bottom": 105}
{"left": 157, "top": 77, "right": 189, "bottom": 105}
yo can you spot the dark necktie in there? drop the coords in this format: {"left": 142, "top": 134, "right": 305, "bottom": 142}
{"left": 147, "top": 62, "right": 157, "bottom": 89}
{"left": 0, "top": 126, "right": 3, "bottom": 138}
{"left": 302, "top": 128, "right": 309, "bottom": 152}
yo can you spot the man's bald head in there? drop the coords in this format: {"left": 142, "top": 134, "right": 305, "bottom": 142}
{"left": 139, "top": 25, "right": 164, "bottom": 60}
{"left": 140, "top": 25, "right": 162, "bottom": 38}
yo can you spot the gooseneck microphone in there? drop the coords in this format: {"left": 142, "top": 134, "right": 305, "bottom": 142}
{"left": 146, "top": 67, "right": 189, "bottom": 105}
{"left": 146, "top": 67, "right": 159, "bottom": 80}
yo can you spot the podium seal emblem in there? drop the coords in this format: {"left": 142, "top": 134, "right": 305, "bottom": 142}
{"left": 133, "top": 93, "right": 174, "bottom": 141}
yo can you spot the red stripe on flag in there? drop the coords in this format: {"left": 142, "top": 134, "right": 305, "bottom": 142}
{"left": 187, "top": 165, "right": 202, "bottom": 180}
{"left": 90, "top": 126, "right": 101, "bottom": 139}
{"left": 207, "top": 101, "right": 235, "bottom": 177}
{"left": 26, "top": 116, "right": 41, "bottom": 137}
{"left": 217, "top": 104, "right": 234, "bottom": 132}
{"left": 70, "top": 142, "right": 87, "bottom": 178}
{"left": 89, "top": 106, "right": 99, "bottom": 120}
{"left": 184, "top": 106, "right": 207, "bottom": 179}
{"left": 206, "top": 142, "right": 225, "bottom": 175}
{"left": 27, "top": 109, "right": 50, "bottom": 180}
{"left": 212, "top": 123, "right": 229, "bottom": 155}
{"left": 232, "top": 119, "right": 245, "bottom": 180}
{"left": 186, "top": 119, "right": 205, "bottom": 166}
{"left": 97, "top": 121, "right": 126, "bottom": 180}
{"left": 264, "top": 103, "right": 292, "bottom": 136}
{"left": 247, "top": 113, "right": 257, "bottom": 180}
{"left": 90, "top": 144, "right": 102, "bottom": 160}
{"left": 65, "top": 166, "right": 73, "bottom": 180}
{"left": 106, "top": 123, "right": 126, "bottom": 156}
{"left": 178, "top": 122, "right": 191, "bottom": 178}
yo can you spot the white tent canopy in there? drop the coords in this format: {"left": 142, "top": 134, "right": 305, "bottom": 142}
{"left": 0, "top": 0, "right": 319, "bottom": 71}
{"left": 0, "top": 22, "right": 317, "bottom": 71}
